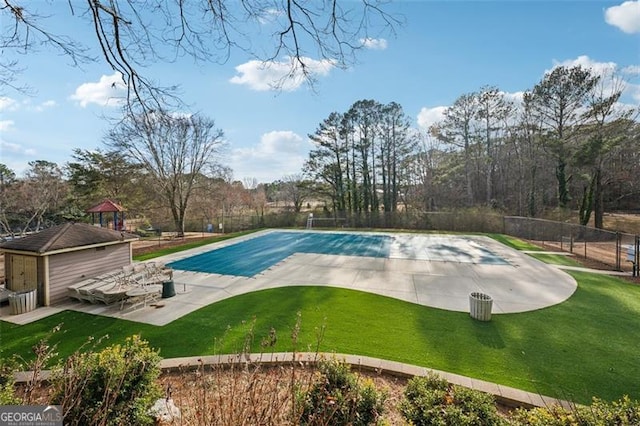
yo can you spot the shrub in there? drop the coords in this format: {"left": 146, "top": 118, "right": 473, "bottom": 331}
{"left": 0, "top": 358, "right": 19, "bottom": 405}
{"left": 400, "top": 373, "right": 504, "bottom": 426}
{"left": 50, "top": 335, "right": 162, "bottom": 426}
{"left": 299, "top": 357, "right": 386, "bottom": 425}
{"left": 586, "top": 396, "right": 640, "bottom": 425}
{"left": 510, "top": 395, "right": 640, "bottom": 425}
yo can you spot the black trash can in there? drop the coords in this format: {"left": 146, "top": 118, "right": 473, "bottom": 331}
{"left": 162, "top": 280, "right": 176, "bottom": 298}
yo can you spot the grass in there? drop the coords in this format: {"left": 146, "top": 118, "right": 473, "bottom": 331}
{"left": 489, "top": 233, "right": 584, "bottom": 266}
{"left": 487, "top": 233, "right": 543, "bottom": 251}
{"left": 133, "top": 230, "right": 259, "bottom": 261}
{"left": 1, "top": 232, "right": 639, "bottom": 405}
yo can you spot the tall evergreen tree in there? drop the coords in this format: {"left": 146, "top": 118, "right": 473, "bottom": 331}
{"left": 530, "top": 65, "right": 599, "bottom": 209}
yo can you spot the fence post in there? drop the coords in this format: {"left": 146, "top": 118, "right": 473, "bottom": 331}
{"left": 633, "top": 235, "right": 640, "bottom": 277}
{"left": 616, "top": 232, "right": 621, "bottom": 271}
{"left": 582, "top": 225, "right": 587, "bottom": 259}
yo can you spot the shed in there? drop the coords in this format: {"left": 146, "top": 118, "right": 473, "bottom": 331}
{"left": 0, "top": 223, "right": 138, "bottom": 306}
{"left": 86, "top": 199, "right": 126, "bottom": 230}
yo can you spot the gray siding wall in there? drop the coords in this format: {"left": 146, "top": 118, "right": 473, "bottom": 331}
{"left": 48, "top": 243, "right": 131, "bottom": 305}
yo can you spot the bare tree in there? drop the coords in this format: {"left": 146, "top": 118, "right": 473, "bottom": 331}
{"left": 1, "top": 1, "right": 399, "bottom": 108}
{"left": 0, "top": 163, "right": 17, "bottom": 234}
{"left": 105, "top": 110, "right": 224, "bottom": 236}
{"left": 403, "top": 132, "right": 443, "bottom": 212}
{"left": 279, "top": 173, "right": 309, "bottom": 213}
{"left": 475, "top": 86, "right": 513, "bottom": 206}
{"left": 377, "top": 102, "right": 415, "bottom": 214}
{"left": 511, "top": 92, "right": 547, "bottom": 217}
{"left": 13, "top": 161, "right": 67, "bottom": 234}
{"left": 430, "top": 92, "right": 479, "bottom": 206}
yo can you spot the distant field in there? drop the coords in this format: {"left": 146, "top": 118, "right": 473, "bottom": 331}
{"left": 599, "top": 212, "right": 640, "bottom": 235}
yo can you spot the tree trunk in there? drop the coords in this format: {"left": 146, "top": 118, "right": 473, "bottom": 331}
{"left": 556, "top": 158, "right": 570, "bottom": 208}
{"left": 593, "top": 167, "right": 604, "bottom": 229}
{"left": 578, "top": 173, "right": 596, "bottom": 226}
{"left": 528, "top": 165, "right": 537, "bottom": 217}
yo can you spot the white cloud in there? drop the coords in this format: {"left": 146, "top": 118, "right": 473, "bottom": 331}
{"left": 628, "top": 85, "right": 640, "bottom": 102}
{"left": 230, "top": 57, "right": 335, "bottom": 91}
{"left": 0, "top": 140, "right": 23, "bottom": 154}
{"left": 417, "top": 106, "right": 446, "bottom": 131}
{"left": 551, "top": 55, "right": 618, "bottom": 76}
{"left": 417, "top": 91, "right": 525, "bottom": 131}
{"left": 35, "top": 100, "right": 56, "bottom": 112}
{"left": 0, "top": 97, "right": 18, "bottom": 112}
{"left": 69, "top": 73, "right": 127, "bottom": 107}
{"left": 622, "top": 65, "right": 640, "bottom": 75}
{"left": 229, "top": 130, "right": 311, "bottom": 182}
{"left": 501, "top": 91, "right": 525, "bottom": 104}
{"left": 605, "top": 1, "right": 640, "bottom": 33}
{"left": 258, "top": 8, "right": 283, "bottom": 24}
{"left": 360, "top": 38, "right": 388, "bottom": 50}
{"left": 0, "top": 120, "right": 14, "bottom": 132}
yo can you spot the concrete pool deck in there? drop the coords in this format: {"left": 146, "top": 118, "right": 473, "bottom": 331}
{"left": 1, "top": 229, "right": 578, "bottom": 326}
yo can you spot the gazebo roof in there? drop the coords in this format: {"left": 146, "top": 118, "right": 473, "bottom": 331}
{"left": 0, "top": 222, "right": 138, "bottom": 254}
{"left": 86, "top": 199, "right": 126, "bottom": 213}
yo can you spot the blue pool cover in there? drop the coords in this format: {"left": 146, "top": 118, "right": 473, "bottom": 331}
{"left": 167, "top": 231, "right": 392, "bottom": 277}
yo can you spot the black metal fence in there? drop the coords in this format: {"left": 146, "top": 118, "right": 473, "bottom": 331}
{"left": 503, "top": 216, "right": 638, "bottom": 273}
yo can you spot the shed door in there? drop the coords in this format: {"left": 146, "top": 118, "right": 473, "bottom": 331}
{"left": 10, "top": 255, "right": 38, "bottom": 291}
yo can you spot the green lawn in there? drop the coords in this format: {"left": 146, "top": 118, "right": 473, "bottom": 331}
{"left": 133, "top": 230, "right": 259, "bottom": 261}
{"left": 1, "top": 233, "right": 639, "bottom": 405}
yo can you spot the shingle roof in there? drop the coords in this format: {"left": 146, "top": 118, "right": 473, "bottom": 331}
{"left": 86, "top": 199, "right": 126, "bottom": 213}
{"left": 0, "top": 222, "right": 138, "bottom": 254}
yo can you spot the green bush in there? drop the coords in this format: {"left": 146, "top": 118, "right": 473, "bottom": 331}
{"left": 510, "top": 396, "right": 640, "bottom": 425}
{"left": 50, "top": 335, "right": 162, "bottom": 426}
{"left": 299, "top": 357, "right": 386, "bottom": 425}
{"left": 400, "top": 373, "right": 504, "bottom": 426}
{"left": 0, "top": 358, "right": 19, "bottom": 405}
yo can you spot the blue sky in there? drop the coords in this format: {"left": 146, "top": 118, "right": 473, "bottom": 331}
{"left": 1, "top": 0, "right": 639, "bottom": 183}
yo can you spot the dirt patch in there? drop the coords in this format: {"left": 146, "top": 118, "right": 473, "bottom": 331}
{"left": 159, "top": 366, "right": 411, "bottom": 424}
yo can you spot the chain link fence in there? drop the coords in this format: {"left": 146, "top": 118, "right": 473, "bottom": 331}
{"left": 504, "top": 216, "right": 638, "bottom": 273}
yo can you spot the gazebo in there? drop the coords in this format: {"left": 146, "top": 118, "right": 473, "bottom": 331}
{"left": 86, "top": 199, "right": 126, "bottom": 231}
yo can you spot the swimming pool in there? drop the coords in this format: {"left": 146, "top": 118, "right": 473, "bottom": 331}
{"left": 167, "top": 231, "right": 509, "bottom": 277}
{"left": 168, "top": 231, "right": 391, "bottom": 277}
